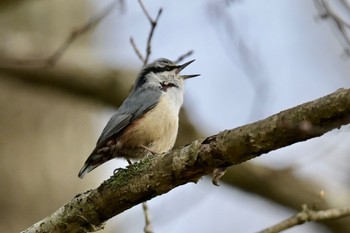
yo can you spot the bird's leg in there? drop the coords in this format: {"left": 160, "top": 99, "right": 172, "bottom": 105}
{"left": 114, "top": 147, "right": 155, "bottom": 175}
{"left": 140, "top": 145, "right": 157, "bottom": 155}
{"left": 140, "top": 145, "right": 159, "bottom": 163}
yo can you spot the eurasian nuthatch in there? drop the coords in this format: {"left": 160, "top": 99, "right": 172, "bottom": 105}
{"left": 78, "top": 58, "right": 199, "bottom": 178}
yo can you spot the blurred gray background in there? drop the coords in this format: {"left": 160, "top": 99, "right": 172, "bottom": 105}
{"left": 1, "top": 0, "right": 350, "bottom": 232}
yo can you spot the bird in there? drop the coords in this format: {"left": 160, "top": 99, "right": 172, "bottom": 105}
{"left": 78, "top": 58, "right": 199, "bottom": 178}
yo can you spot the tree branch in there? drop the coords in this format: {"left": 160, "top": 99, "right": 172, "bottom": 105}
{"left": 222, "top": 164, "right": 350, "bottom": 232}
{"left": 0, "top": 0, "right": 121, "bottom": 69}
{"left": 314, "top": 0, "right": 350, "bottom": 57}
{"left": 0, "top": 63, "right": 132, "bottom": 107}
{"left": 141, "top": 202, "right": 153, "bottom": 233}
{"left": 130, "top": 0, "right": 162, "bottom": 65}
{"left": 141, "top": 2, "right": 162, "bottom": 65}
{"left": 7, "top": 63, "right": 347, "bottom": 232}
{"left": 222, "top": 164, "right": 327, "bottom": 210}
{"left": 130, "top": 37, "right": 145, "bottom": 62}
{"left": 21, "top": 88, "right": 350, "bottom": 233}
{"left": 174, "top": 50, "right": 194, "bottom": 63}
{"left": 258, "top": 205, "right": 350, "bottom": 233}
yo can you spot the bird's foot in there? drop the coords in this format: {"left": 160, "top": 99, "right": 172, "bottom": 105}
{"left": 141, "top": 145, "right": 158, "bottom": 155}
{"left": 113, "top": 167, "right": 127, "bottom": 174}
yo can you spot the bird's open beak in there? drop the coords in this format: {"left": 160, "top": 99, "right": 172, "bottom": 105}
{"left": 176, "top": 59, "right": 200, "bottom": 79}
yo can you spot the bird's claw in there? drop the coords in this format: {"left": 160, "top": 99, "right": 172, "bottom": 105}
{"left": 113, "top": 167, "right": 127, "bottom": 174}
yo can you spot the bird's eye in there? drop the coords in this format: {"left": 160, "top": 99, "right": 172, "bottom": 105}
{"left": 165, "top": 66, "right": 173, "bottom": 71}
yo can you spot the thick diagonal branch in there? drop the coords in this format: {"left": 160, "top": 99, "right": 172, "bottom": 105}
{"left": 22, "top": 88, "right": 350, "bottom": 233}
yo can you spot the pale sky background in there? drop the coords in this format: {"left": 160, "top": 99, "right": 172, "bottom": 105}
{"left": 88, "top": 0, "right": 350, "bottom": 232}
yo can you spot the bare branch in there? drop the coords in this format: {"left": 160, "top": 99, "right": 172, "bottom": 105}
{"left": 130, "top": 0, "right": 162, "bottom": 65}
{"left": 221, "top": 164, "right": 350, "bottom": 231}
{"left": 142, "top": 202, "right": 153, "bottom": 233}
{"left": 0, "top": 0, "right": 121, "bottom": 69}
{"left": 130, "top": 37, "right": 145, "bottom": 62}
{"left": 144, "top": 8, "right": 162, "bottom": 65}
{"left": 340, "top": 0, "right": 350, "bottom": 13}
{"left": 138, "top": 0, "right": 154, "bottom": 24}
{"left": 258, "top": 205, "right": 350, "bottom": 233}
{"left": 21, "top": 88, "right": 350, "bottom": 233}
{"left": 314, "top": 0, "right": 350, "bottom": 57}
{"left": 131, "top": 1, "right": 193, "bottom": 66}
{"left": 46, "top": 0, "right": 120, "bottom": 66}
{"left": 311, "top": 190, "right": 326, "bottom": 210}
{"left": 127, "top": 158, "right": 153, "bottom": 233}
{"left": 174, "top": 50, "right": 194, "bottom": 63}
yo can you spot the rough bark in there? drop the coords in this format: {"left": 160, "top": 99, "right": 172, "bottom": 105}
{"left": 22, "top": 88, "right": 350, "bottom": 233}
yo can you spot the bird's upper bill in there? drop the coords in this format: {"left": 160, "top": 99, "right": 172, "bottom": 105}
{"left": 176, "top": 59, "right": 200, "bottom": 79}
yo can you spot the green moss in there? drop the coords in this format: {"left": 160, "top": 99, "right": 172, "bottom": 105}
{"left": 105, "top": 158, "right": 153, "bottom": 189}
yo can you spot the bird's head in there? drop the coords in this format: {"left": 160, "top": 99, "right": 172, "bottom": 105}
{"left": 135, "top": 58, "right": 200, "bottom": 90}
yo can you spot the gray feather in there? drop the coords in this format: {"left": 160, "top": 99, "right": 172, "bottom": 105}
{"left": 95, "top": 85, "right": 162, "bottom": 149}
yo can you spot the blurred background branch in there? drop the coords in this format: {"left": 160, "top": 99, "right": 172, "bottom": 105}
{"left": 222, "top": 164, "right": 350, "bottom": 232}
{"left": 259, "top": 205, "right": 350, "bottom": 233}
{"left": 1, "top": 1, "right": 350, "bottom": 233}
{"left": 0, "top": 0, "right": 121, "bottom": 69}
{"left": 314, "top": 0, "right": 350, "bottom": 57}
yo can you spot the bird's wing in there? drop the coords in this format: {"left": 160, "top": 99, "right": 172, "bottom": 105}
{"left": 94, "top": 87, "right": 162, "bottom": 150}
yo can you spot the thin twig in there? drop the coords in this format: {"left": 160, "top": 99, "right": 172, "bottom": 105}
{"left": 47, "top": 0, "right": 120, "bottom": 66}
{"left": 174, "top": 50, "right": 194, "bottom": 63}
{"left": 130, "top": 1, "right": 194, "bottom": 66}
{"left": 142, "top": 202, "right": 154, "bottom": 233}
{"left": 311, "top": 190, "right": 325, "bottom": 210}
{"left": 0, "top": 0, "right": 121, "bottom": 69}
{"left": 138, "top": 0, "right": 154, "bottom": 24}
{"left": 340, "top": 0, "right": 350, "bottom": 15}
{"left": 143, "top": 8, "right": 162, "bottom": 65}
{"left": 126, "top": 160, "right": 153, "bottom": 233}
{"left": 130, "top": 0, "right": 162, "bottom": 65}
{"left": 314, "top": 0, "right": 350, "bottom": 57}
{"left": 258, "top": 205, "right": 350, "bottom": 233}
{"left": 130, "top": 37, "right": 145, "bottom": 62}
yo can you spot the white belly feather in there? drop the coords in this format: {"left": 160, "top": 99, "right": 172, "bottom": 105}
{"left": 121, "top": 95, "right": 181, "bottom": 154}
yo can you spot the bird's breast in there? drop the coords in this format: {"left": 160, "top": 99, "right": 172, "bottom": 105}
{"left": 120, "top": 95, "right": 181, "bottom": 156}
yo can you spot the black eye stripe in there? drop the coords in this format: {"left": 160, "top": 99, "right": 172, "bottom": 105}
{"left": 144, "top": 66, "right": 177, "bottom": 74}
{"left": 136, "top": 64, "right": 178, "bottom": 87}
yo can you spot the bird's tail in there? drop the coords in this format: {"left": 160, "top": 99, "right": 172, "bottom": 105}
{"left": 78, "top": 162, "right": 95, "bottom": 179}
{"left": 78, "top": 152, "right": 114, "bottom": 179}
